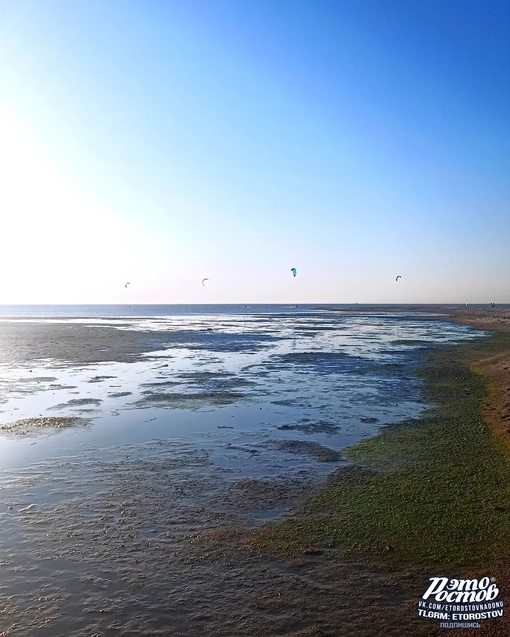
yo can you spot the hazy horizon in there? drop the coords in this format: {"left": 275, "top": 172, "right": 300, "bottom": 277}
{"left": 0, "top": 301, "right": 507, "bottom": 310}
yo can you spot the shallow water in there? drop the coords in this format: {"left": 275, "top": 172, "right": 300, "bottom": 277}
{"left": 0, "top": 309, "right": 482, "bottom": 475}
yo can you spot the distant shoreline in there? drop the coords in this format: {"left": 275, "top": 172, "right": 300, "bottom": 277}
{"left": 443, "top": 306, "right": 510, "bottom": 335}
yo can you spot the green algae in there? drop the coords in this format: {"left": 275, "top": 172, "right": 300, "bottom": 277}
{"left": 251, "top": 333, "right": 510, "bottom": 568}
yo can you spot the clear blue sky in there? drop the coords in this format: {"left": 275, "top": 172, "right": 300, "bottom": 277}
{"left": 1, "top": 0, "right": 509, "bottom": 304}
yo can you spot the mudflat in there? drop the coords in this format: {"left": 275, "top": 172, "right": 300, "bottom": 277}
{"left": 0, "top": 319, "right": 187, "bottom": 367}
{"left": 0, "top": 308, "right": 508, "bottom": 636}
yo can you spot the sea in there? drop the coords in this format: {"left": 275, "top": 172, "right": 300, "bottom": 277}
{"left": 0, "top": 304, "right": 490, "bottom": 478}
{"left": 0, "top": 302, "right": 506, "bottom": 318}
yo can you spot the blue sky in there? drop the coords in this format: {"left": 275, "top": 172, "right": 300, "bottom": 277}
{"left": 1, "top": 0, "right": 509, "bottom": 304}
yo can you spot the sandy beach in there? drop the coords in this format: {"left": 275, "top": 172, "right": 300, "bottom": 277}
{"left": 0, "top": 307, "right": 508, "bottom": 636}
{"left": 440, "top": 307, "right": 510, "bottom": 456}
{"left": 447, "top": 307, "right": 510, "bottom": 334}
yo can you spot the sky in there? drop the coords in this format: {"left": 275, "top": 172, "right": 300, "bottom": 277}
{"left": 1, "top": 0, "right": 509, "bottom": 304}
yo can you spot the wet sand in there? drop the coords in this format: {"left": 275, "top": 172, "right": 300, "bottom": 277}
{"left": 0, "top": 319, "right": 186, "bottom": 367}
{"left": 0, "top": 308, "right": 508, "bottom": 636}
{"left": 0, "top": 442, "right": 437, "bottom": 637}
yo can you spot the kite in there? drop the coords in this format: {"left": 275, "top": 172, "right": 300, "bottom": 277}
{"left": 125, "top": 282, "right": 130, "bottom": 288}
{"left": 395, "top": 275, "right": 402, "bottom": 281}
{"left": 202, "top": 278, "right": 209, "bottom": 287}
{"left": 291, "top": 268, "right": 297, "bottom": 277}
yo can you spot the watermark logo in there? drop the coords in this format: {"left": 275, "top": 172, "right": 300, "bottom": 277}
{"left": 417, "top": 576, "right": 504, "bottom": 629}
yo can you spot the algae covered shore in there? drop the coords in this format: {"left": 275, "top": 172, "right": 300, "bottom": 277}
{"left": 249, "top": 308, "right": 510, "bottom": 636}
{"left": 252, "top": 332, "right": 510, "bottom": 563}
